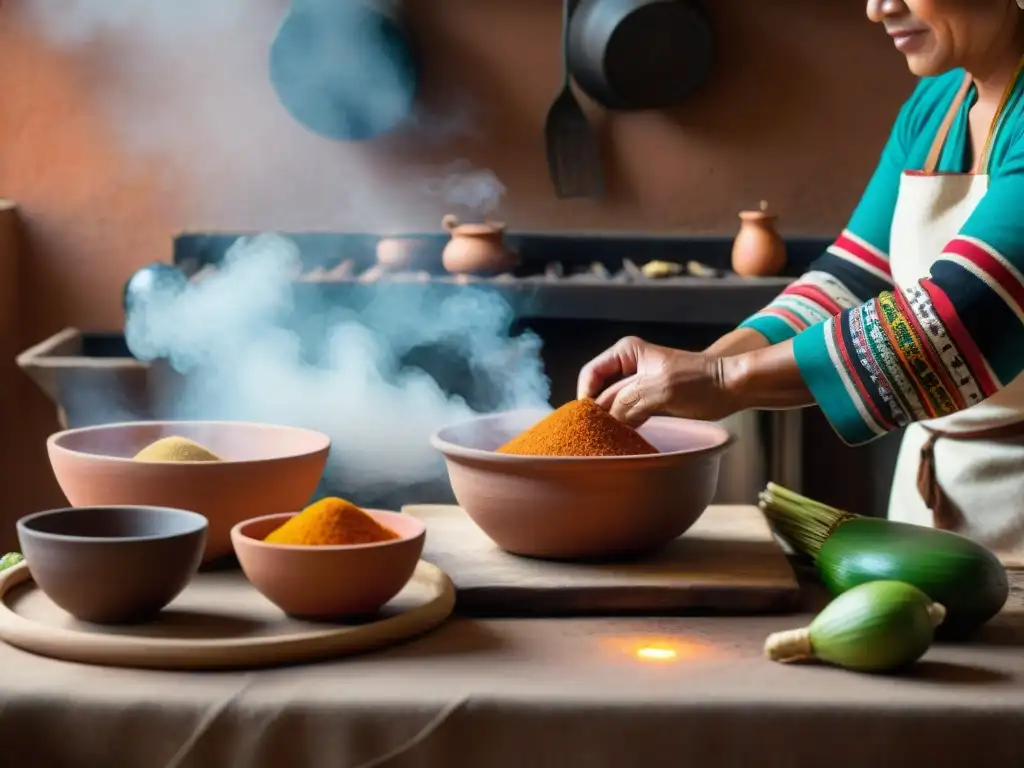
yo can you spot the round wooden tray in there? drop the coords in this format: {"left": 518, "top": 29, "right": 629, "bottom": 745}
{"left": 0, "top": 560, "right": 455, "bottom": 670}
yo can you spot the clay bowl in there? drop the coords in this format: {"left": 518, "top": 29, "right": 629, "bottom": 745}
{"left": 430, "top": 408, "right": 734, "bottom": 560}
{"left": 231, "top": 511, "right": 425, "bottom": 620}
{"left": 16, "top": 505, "right": 208, "bottom": 625}
{"left": 47, "top": 421, "right": 331, "bottom": 563}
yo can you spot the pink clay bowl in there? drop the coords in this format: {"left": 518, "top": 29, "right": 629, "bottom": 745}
{"left": 231, "top": 511, "right": 425, "bottom": 620}
{"left": 431, "top": 408, "right": 734, "bottom": 560}
{"left": 47, "top": 421, "right": 331, "bottom": 563}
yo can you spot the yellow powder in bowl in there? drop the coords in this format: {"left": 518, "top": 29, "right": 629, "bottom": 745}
{"left": 265, "top": 497, "right": 400, "bottom": 547}
{"left": 133, "top": 436, "right": 223, "bottom": 462}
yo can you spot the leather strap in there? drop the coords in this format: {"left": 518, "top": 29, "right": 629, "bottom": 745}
{"left": 923, "top": 57, "right": 1024, "bottom": 175}
{"left": 917, "top": 420, "right": 1024, "bottom": 531}
{"left": 923, "top": 73, "right": 973, "bottom": 174}
{"left": 976, "top": 56, "right": 1024, "bottom": 174}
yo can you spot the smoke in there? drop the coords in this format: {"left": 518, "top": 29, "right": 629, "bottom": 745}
{"left": 17, "top": 0, "right": 245, "bottom": 44}
{"left": 417, "top": 161, "right": 507, "bottom": 220}
{"left": 125, "top": 234, "right": 550, "bottom": 498}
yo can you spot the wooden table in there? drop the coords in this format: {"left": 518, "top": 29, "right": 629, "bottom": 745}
{"left": 0, "top": 569, "right": 1020, "bottom": 768}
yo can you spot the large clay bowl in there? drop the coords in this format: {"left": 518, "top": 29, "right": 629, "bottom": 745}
{"left": 231, "top": 511, "right": 425, "bottom": 620}
{"left": 17, "top": 505, "right": 207, "bottom": 625}
{"left": 431, "top": 408, "right": 734, "bottom": 560}
{"left": 47, "top": 421, "right": 331, "bottom": 563}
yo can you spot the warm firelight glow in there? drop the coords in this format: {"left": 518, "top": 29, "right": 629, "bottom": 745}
{"left": 601, "top": 634, "right": 721, "bottom": 663}
{"left": 635, "top": 645, "right": 678, "bottom": 661}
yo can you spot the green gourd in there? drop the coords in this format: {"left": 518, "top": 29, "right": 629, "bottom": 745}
{"left": 764, "top": 580, "right": 945, "bottom": 673}
{"left": 760, "top": 483, "right": 1008, "bottom": 639}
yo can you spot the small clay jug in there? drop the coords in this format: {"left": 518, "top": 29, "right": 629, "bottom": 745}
{"left": 731, "top": 201, "right": 787, "bottom": 278}
{"left": 441, "top": 215, "right": 518, "bottom": 276}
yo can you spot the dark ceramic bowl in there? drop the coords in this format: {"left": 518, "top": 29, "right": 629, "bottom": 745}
{"left": 16, "top": 506, "right": 208, "bottom": 625}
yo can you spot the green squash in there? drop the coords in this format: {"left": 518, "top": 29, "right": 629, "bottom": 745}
{"left": 760, "top": 483, "right": 1009, "bottom": 639}
{"left": 765, "top": 580, "right": 945, "bottom": 673}
{"left": 817, "top": 518, "right": 1007, "bottom": 639}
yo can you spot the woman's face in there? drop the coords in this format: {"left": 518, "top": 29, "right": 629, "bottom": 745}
{"left": 866, "top": 0, "right": 1018, "bottom": 76}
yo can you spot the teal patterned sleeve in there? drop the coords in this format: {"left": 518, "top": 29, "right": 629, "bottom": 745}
{"left": 794, "top": 87, "right": 1024, "bottom": 445}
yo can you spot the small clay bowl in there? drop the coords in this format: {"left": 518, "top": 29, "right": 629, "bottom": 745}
{"left": 47, "top": 421, "right": 331, "bottom": 563}
{"left": 431, "top": 409, "right": 734, "bottom": 560}
{"left": 16, "top": 506, "right": 208, "bottom": 625}
{"left": 230, "top": 510, "right": 425, "bottom": 620}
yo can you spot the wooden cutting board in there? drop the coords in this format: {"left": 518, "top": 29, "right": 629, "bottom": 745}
{"left": 402, "top": 504, "right": 800, "bottom": 617}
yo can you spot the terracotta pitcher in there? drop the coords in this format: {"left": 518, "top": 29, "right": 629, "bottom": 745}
{"left": 441, "top": 215, "right": 518, "bottom": 276}
{"left": 731, "top": 201, "right": 787, "bottom": 278}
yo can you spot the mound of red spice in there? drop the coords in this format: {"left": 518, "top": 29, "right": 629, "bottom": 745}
{"left": 496, "top": 399, "right": 658, "bottom": 457}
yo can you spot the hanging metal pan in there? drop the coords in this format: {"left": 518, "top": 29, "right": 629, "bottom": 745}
{"left": 567, "top": 0, "right": 713, "bottom": 111}
{"left": 269, "top": 0, "right": 420, "bottom": 142}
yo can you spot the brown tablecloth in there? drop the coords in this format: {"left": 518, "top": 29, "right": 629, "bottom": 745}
{"left": 0, "top": 577, "right": 1022, "bottom": 768}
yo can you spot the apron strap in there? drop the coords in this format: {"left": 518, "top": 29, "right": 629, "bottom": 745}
{"left": 916, "top": 431, "right": 964, "bottom": 530}
{"left": 924, "top": 58, "right": 1024, "bottom": 175}
{"left": 923, "top": 73, "right": 973, "bottom": 174}
{"left": 917, "top": 420, "right": 1024, "bottom": 531}
{"left": 976, "top": 56, "right": 1024, "bottom": 174}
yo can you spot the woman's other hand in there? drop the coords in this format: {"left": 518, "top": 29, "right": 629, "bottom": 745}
{"left": 576, "top": 336, "right": 738, "bottom": 427}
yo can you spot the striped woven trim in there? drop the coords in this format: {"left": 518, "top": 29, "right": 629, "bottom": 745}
{"left": 895, "top": 287, "right": 966, "bottom": 410}
{"left": 742, "top": 269, "right": 863, "bottom": 337}
{"left": 902, "top": 284, "right": 985, "bottom": 409}
{"left": 824, "top": 315, "right": 889, "bottom": 438}
{"left": 877, "top": 290, "right": 957, "bottom": 418}
{"left": 922, "top": 277, "right": 1000, "bottom": 393}
{"left": 847, "top": 304, "right": 908, "bottom": 426}
{"left": 863, "top": 299, "right": 928, "bottom": 422}
{"left": 941, "top": 236, "right": 1024, "bottom": 321}
{"left": 787, "top": 270, "right": 863, "bottom": 309}
{"left": 827, "top": 230, "right": 893, "bottom": 285}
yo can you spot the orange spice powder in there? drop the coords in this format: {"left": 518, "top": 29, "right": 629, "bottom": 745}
{"left": 496, "top": 399, "right": 658, "bottom": 457}
{"left": 264, "top": 497, "right": 400, "bottom": 546}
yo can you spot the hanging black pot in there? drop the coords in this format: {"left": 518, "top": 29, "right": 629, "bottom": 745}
{"left": 269, "top": 0, "right": 420, "bottom": 142}
{"left": 567, "top": 0, "right": 713, "bottom": 111}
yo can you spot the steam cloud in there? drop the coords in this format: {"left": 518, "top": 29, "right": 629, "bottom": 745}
{"left": 418, "top": 161, "right": 507, "bottom": 219}
{"left": 19, "top": 3, "right": 551, "bottom": 499}
{"left": 126, "top": 235, "right": 550, "bottom": 499}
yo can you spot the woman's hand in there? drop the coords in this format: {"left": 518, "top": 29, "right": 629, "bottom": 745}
{"left": 577, "top": 335, "right": 815, "bottom": 427}
{"left": 576, "top": 336, "right": 739, "bottom": 427}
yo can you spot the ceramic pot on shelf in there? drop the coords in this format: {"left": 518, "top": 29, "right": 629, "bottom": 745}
{"left": 731, "top": 201, "right": 787, "bottom": 278}
{"left": 375, "top": 237, "right": 438, "bottom": 272}
{"left": 440, "top": 215, "right": 518, "bottom": 276}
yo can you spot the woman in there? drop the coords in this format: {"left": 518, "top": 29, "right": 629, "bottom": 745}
{"left": 578, "top": 0, "right": 1024, "bottom": 558}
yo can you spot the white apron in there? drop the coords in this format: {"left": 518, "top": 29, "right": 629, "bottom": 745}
{"left": 887, "top": 70, "right": 1024, "bottom": 565}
